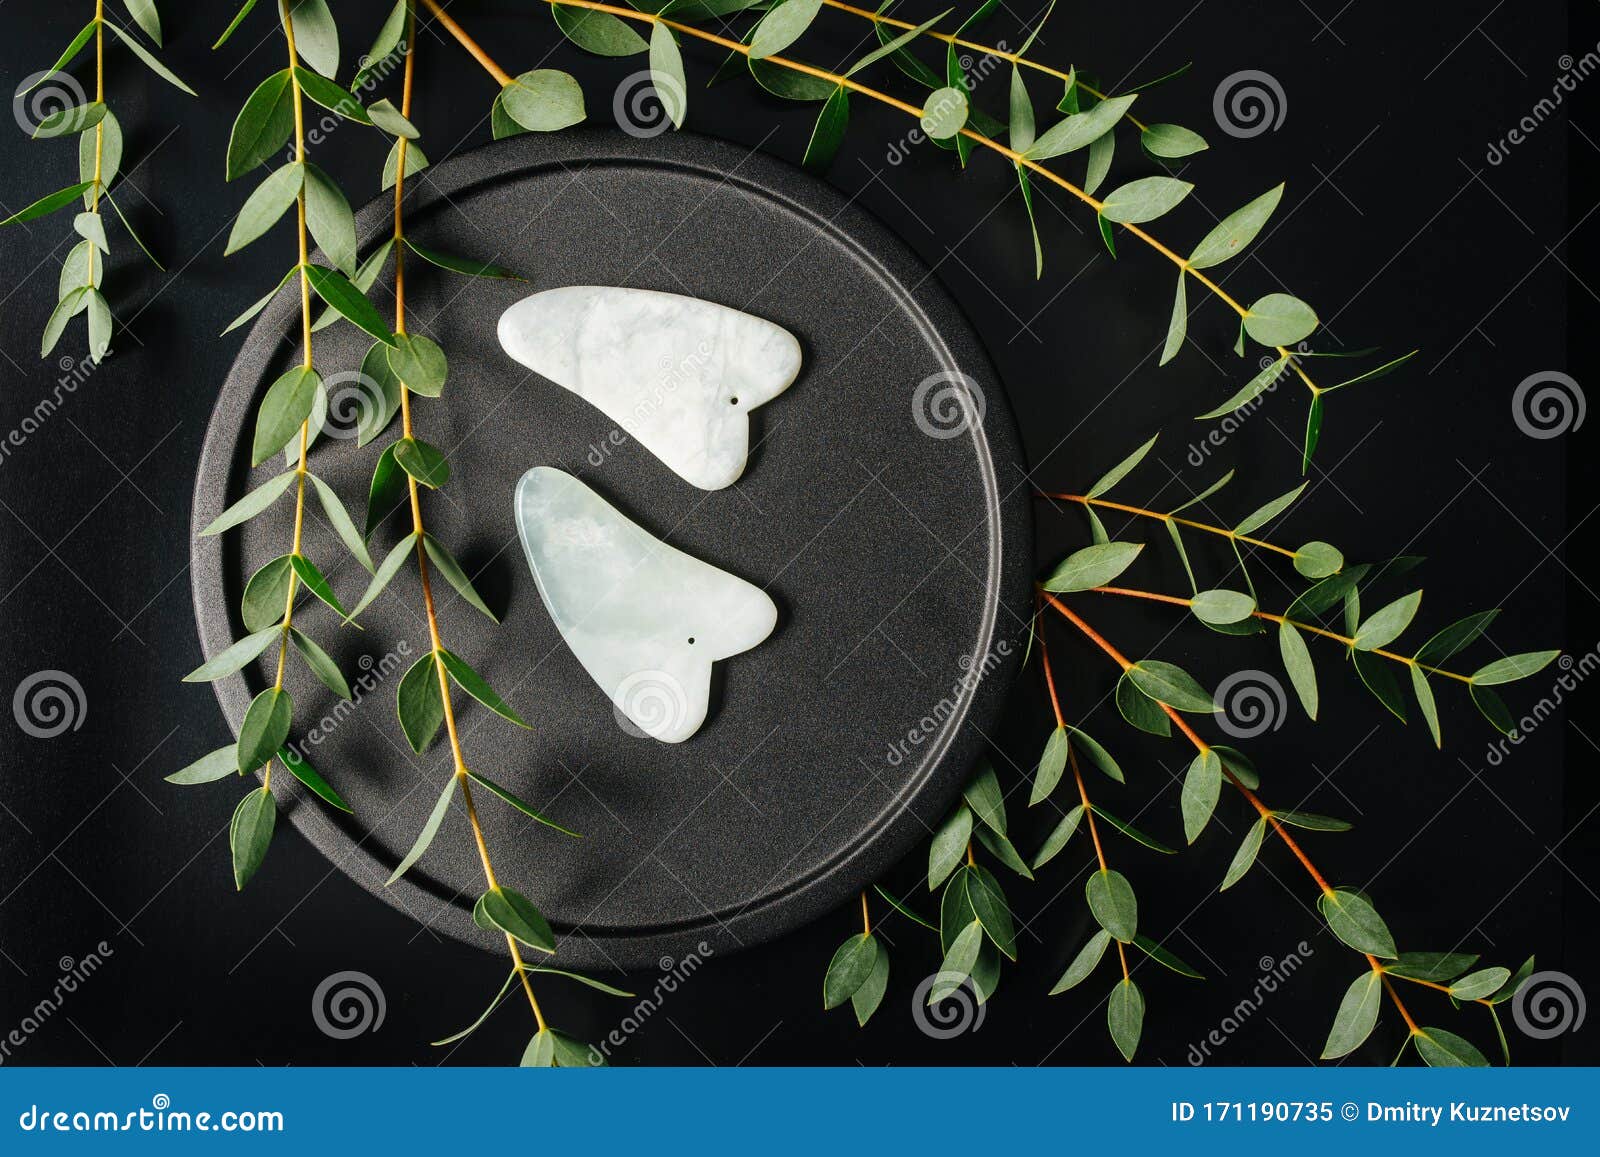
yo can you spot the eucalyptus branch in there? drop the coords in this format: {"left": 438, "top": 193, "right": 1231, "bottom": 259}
{"left": 1, "top": 0, "right": 192, "bottom": 362}
{"left": 171, "top": 0, "right": 416, "bottom": 888}
{"left": 420, "top": 0, "right": 1414, "bottom": 470}
{"left": 340, "top": 0, "right": 621, "bottom": 1066}
{"left": 1041, "top": 592, "right": 1531, "bottom": 1065}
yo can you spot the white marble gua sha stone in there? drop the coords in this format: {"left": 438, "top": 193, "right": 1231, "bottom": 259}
{"left": 515, "top": 467, "right": 778, "bottom": 743}
{"left": 497, "top": 287, "right": 802, "bottom": 490}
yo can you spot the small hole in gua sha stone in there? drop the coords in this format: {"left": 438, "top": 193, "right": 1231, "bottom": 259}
{"left": 687, "top": 637, "right": 696, "bottom": 645}
{"left": 729, "top": 397, "right": 739, "bottom": 405}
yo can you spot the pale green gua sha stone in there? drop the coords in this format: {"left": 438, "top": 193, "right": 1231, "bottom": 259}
{"left": 497, "top": 286, "right": 802, "bottom": 490}
{"left": 515, "top": 467, "right": 778, "bottom": 743}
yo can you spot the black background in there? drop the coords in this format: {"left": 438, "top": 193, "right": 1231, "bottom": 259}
{"left": 2, "top": 0, "right": 1593, "bottom": 1067}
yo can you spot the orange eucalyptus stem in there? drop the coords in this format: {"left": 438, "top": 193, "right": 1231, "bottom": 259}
{"left": 1041, "top": 493, "right": 1299, "bottom": 559}
{"left": 1040, "top": 592, "right": 1414, "bottom": 1022}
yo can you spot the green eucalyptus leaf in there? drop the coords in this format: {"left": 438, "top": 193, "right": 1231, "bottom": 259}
{"left": 1, "top": 182, "right": 97, "bottom": 228}
{"left": 1050, "top": 928, "right": 1109, "bottom": 994}
{"left": 1294, "top": 540, "right": 1344, "bottom": 579}
{"left": 1244, "top": 293, "right": 1318, "bottom": 346}
{"left": 388, "top": 332, "right": 448, "bottom": 397}
{"left": 1220, "top": 815, "right": 1268, "bottom": 891}
{"left": 183, "top": 627, "right": 280, "bottom": 683}
{"left": 381, "top": 138, "right": 428, "bottom": 191}
{"left": 1180, "top": 748, "right": 1222, "bottom": 843}
{"left": 1029, "top": 726, "right": 1070, "bottom": 804}
{"left": 1100, "top": 176, "right": 1192, "bottom": 224}
{"left": 1191, "top": 589, "right": 1256, "bottom": 625}
{"left": 553, "top": 4, "right": 649, "bottom": 56}
{"left": 166, "top": 746, "right": 241, "bottom": 785}
{"left": 1127, "top": 660, "right": 1214, "bottom": 713}
{"left": 500, "top": 70, "right": 586, "bottom": 132}
{"left": 1086, "top": 434, "right": 1157, "bottom": 498}
{"left": 302, "top": 161, "right": 358, "bottom": 276}
{"left": 1031, "top": 804, "right": 1083, "bottom": 869}
{"left": 749, "top": 0, "right": 822, "bottom": 60}
{"left": 422, "top": 535, "right": 496, "bottom": 621}
{"left": 1472, "top": 651, "right": 1559, "bottom": 685}
{"left": 1277, "top": 621, "right": 1318, "bottom": 719}
{"left": 225, "top": 163, "right": 304, "bottom": 257}
{"left": 241, "top": 555, "right": 294, "bottom": 632}
{"left": 648, "top": 21, "right": 688, "bottom": 129}
{"left": 1115, "top": 674, "right": 1171, "bottom": 736}
{"left": 347, "top": 531, "right": 418, "bottom": 621}
{"left": 438, "top": 648, "right": 531, "bottom": 728}
{"left": 404, "top": 238, "right": 519, "bottom": 280}
{"left": 1188, "top": 184, "right": 1283, "bottom": 269}
{"left": 928, "top": 804, "right": 972, "bottom": 889}
{"left": 1414, "top": 610, "right": 1499, "bottom": 666}
{"left": 293, "top": 66, "right": 369, "bottom": 125}
{"left": 851, "top": 941, "right": 890, "bottom": 1025}
{"left": 200, "top": 470, "right": 296, "bottom": 537}
{"left": 251, "top": 365, "right": 320, "bottom": 466}
{"left": 1415, "top": 1027, "right": 1489, "bottom": 1068}
{"left": 367, "top": 98, "right": 418, "bottom": 139}
{"left": 1449, "top": 967, "right": 1511, "bottom": 1001}
{"left": 466, "top": 769, "right": 579, "bottom": 837}
{"left": 1107, "top": 978, "right": 1144, "bottom": 1061}
{"left": 1195, "top": 356, "right": 1286, "bottom": 420}
{"left": 1132, "top": 934, "right": 1203, "bottom": 978}
{"left": 965, "top": 865, "right": 1017, "bottom": 959}
{"left": 285, "top": 0, "right": 339, "bottom": 78}
{"left": 1318, "top": 888, "right": 1397, "bottom": 958}
{"left": 1387, "top": 951, "right": 1479, "bottom": 984}
{"left": 237, "top": 688, "right": 292, "bottom": 775}
{"left": 304, "top": 264, "right": 394, "bottom": 346}
{"left": 962, "top": 763, "right": 1006, "bottom": 836}
{"left": 394, "top": 437, "right": 449, "bottom": 489}
{"left": 33, "top": 101, "right": 107, "bottom": 140}
{"left": 396, "top": 652, "right": 444, "bottom": 753}
{"left": 288, "top": 627, "right": 350, "bottom": 700}
{"left": 1042, "top": 541, "right": 1142, "bottom": 592}
{"left": 277, "top": 744, "right": 351, "bottom": 812}
{"left": 1322, "top": 970, "right": 1382, "bottom": 1059}
{"left": 1411, "top": 665, "right": 1441, "bottom": 747}
{"left": 1160, "top": 273, "right": 1187, "bottom": 366}
{"left": 1025, "top": 94, "right": 1136, "bottom": 160}
{"left": 1085, "top": 868, "right": 1136, "bottom": 941}
{"left": 802, "top": 86, "right": 849, "bottom": 171}
{"left": 1141, "top": 122, "right": 1208, "bottom": 158}
{"left": 230, "top": 786, "right": 277, "bottom": 890}
{"left": 1354, "top": 591, "right": 1423, "bottom": 651}
{"left": 822, "top": 933, "right": 879, "bottom": 1009}
{"left": 479, "top": 886, "right": 556, "bottom": 953}
{"left": 387, "top": 776, "right": 455, "bottom": 886}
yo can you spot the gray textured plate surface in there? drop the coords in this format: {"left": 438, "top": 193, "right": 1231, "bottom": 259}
{"left": 191, "top": 129, "right": 1032, "bottom": 970}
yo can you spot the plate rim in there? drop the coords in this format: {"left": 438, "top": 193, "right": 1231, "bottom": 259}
{"left": 189, "top": 127, "right": 1034, "bottom": 969}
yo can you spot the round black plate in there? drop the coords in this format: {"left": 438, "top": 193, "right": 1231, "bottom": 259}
{"left": 192, "top": 129, "right": 1033, "bottom": 970}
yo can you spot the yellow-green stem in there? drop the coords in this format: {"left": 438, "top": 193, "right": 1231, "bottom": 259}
{"left": 390, "top": 5, "right": 545, "bottom": 1031}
